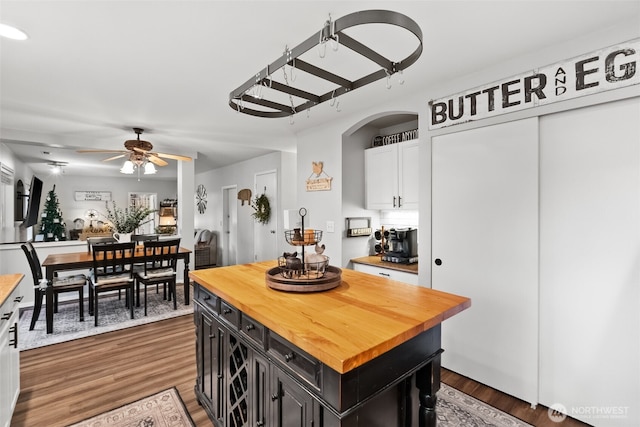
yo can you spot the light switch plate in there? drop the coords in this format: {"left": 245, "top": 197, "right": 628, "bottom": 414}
{"left": 326, "top": 220, "right": 335, "bottom": 233}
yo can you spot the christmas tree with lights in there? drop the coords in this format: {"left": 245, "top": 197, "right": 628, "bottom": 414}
{"left": 39, "top": 185, "right": 67, "bottom": 241}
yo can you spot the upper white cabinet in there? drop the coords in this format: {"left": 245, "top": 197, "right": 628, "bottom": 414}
{"left": 365, "top": 139, "right": 419, "bottom": 210}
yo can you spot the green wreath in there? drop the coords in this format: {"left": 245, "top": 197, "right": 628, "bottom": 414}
{"left": 251, "top": 193, "right": 271, "bottom": 224}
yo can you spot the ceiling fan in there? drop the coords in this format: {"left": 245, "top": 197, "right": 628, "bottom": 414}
{"left": 77, "top": 127, "right": 192, "bottom": 167}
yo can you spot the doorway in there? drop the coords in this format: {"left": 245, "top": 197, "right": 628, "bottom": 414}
{"left": 254, "top": 170, "right": 278, "bottom": 262}
{"left": 222, "top": 185, "right": 237, "bottom": 266}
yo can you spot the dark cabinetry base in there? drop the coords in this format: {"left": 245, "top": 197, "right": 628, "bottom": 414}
{"left": 194, "top": 282, "right": 442, "bottom": 427}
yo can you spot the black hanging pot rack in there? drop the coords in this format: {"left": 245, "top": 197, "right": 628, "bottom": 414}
{"left": 229, "top": 9, "right": 423, "bottom": 118}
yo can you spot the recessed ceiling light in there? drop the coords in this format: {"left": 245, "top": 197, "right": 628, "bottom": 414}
{"left": 0, "top": 23, "right": 29, "bottom": 40}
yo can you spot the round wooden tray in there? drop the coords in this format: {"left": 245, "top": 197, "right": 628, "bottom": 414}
{"left": 265, "top": 265, "right": 342, "bottom": 293}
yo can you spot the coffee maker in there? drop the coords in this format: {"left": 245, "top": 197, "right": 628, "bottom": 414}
{"left": 382, "top": 228, "right": 418, "bottom": 264}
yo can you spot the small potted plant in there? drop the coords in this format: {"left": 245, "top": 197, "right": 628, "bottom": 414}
{"left": 104, "top": 201, "right": 156, "bottom": 242}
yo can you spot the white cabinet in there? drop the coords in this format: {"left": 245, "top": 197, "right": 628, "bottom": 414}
{"left": 538, "top": 98, "right": 639, "bottom": 426}
{"left": 431, "top": 98, "right": 640, "bottom": 426}
{"left": 1, "top": 283, "right": 22, "bottom": 427}
{"left": 432, "top": 118, "right": 539, "bottom": 406}
{"left": 365, "top": 139, "right": 419, "bottom": 210}
{"left": 352, "top": 263, "right": 419, "bottom": 285}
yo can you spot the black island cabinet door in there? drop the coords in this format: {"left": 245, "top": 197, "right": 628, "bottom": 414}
{"left": 270, "top": 367, "right": 315, "bottom": 427}
{"left": 195, "top": 304, "right": 225, "bottom": 425}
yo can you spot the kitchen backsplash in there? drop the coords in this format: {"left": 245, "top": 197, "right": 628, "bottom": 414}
{"left": 379, "top": 210, "right": 419, "bottom": 229}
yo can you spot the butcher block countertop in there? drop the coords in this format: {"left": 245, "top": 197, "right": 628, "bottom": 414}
{"left": 351, "top": 255, "right": 418, "bottom": 274}
{"left": 190, "top": 261, "right": 470, "bottom": 374}
{"left": 0, "top": 274, "right": 24, "bottom": 306}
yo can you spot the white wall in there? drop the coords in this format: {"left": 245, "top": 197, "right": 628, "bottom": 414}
{"left": 195, "top": 151, "right": 296, "bottom": 265}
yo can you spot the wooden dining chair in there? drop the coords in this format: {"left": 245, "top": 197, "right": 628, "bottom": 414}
{"left": 89, "top": 241, "right": 136, "bottom": 326}
{"left": 133, "top": 238, "right": 181, "bottom": 316}
{"left": 21, "top": 242, "right": 87, "bottom": 330}
{"left": 87, "top": 236, "right": 116, "bottom": 253}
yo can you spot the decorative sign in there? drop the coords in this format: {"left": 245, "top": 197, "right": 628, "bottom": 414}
{"left": 372, "top": 129, "right": 419, "bottom": 147}
{"left": 429, "top": 38, "right": 640, "bottom": 129}
{"left": 306, "top": 161, "right": 333, "bottom": 192}
{"left": 74, "top": 191, "right": 112, "bottom": 201}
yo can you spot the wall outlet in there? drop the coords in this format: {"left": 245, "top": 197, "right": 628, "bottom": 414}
{"left": 326, "top": 221, "right": 335, "bottom": 233}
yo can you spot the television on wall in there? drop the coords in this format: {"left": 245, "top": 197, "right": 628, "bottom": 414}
{"left": 21, "top": 175, "right": 43, "bottom": 229}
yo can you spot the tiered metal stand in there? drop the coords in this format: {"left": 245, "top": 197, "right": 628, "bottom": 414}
{"left": 266, "top": 207, "right": 342, "bottom": 292}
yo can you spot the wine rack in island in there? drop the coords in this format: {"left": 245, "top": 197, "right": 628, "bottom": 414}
{"left": 266, "top": 207, "right": 342, "bottom": 292}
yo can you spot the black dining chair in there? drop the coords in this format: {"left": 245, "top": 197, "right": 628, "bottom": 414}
{"left": 89, "top": 241, "right": 136, "bottom": 326}
{"left": 86, "top": 235, "right": 117, "bottom": 253}
{"left": 133, "top": 238, "right": 181, "bottom": 316}
{"left": 21, "top": 242, "right": 87, "bottom": 330}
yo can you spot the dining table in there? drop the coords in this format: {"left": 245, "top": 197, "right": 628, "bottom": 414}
{"left": 41, "top": 246, "right": 191, "bottom": 334}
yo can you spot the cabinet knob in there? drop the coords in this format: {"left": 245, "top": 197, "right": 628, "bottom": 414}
{"left": 209, "top": 333, "right": 216, "bottom": 339}
{"left": 1, "top": 311, "right": 12, "bottom": 320}
{"left": 434, "top": 258, "right": 442, "bottom": 266}
{"left": 14, "top": 296, "right": 24, "bottom": 303}
{"left": 271, "top": 393, "right": 279, "bottom": 401}
{"left": 245, "top": 324, "right": 255, "bottom": 331}
{"left": 284, "top": 352, "right": 294, "bottom": 362}
{"left": 223, "top": 308, "right": 232, "bottom": 314}
{"left": 257, "top": 421, "right": 265, "bottom": 427}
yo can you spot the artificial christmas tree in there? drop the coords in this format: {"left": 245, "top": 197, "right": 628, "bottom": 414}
{"left": 39, "top": 185, "right": 67, "bottom": 241}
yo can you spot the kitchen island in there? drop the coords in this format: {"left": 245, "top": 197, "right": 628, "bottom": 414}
{"left": 189, "top": 261, "right": 470, "bottom": 427}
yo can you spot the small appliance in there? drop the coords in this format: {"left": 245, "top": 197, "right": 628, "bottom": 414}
{"left": 381, "top": 228, "right": 418, "bottom": 264}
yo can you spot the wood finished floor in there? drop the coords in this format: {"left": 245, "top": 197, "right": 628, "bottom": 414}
{"left": 13, "top": 314, "right": 591, "bottom": 427}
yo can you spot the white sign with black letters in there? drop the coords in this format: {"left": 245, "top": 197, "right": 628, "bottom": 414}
{"left": 429, "top": 39, "right": 640, "bottom": 129}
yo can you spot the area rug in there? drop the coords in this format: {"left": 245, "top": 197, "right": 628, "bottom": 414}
{"left": 66, "top": 387, "right": 194, "bottom": 427}
{"left": 437, "top": 383, "right": 533, "bottom": 426}
{"left": 19, "top": 285, "right": 193, "bottom": 350}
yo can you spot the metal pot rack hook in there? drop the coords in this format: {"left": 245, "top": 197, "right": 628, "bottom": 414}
{"left": 385, "top": 69, "right": 392, "bottom": 89}
{"left": 317, "top": 28, "right": 327, "bottom": 58}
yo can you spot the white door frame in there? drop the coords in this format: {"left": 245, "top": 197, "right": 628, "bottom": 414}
{"left": 222, "top": 185, "right": 237, "bottom": 266}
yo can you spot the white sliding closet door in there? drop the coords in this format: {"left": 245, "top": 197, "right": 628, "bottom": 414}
{"left": 539, "top": 98, "right": 640, "bottom": 427}
{"left": 432, "top": 118, "right": 539, "bottom": 406}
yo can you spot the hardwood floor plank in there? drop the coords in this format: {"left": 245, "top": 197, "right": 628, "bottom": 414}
{"left": 14, "top": 314, "right": 589, "bottom": 427}
{"left": 13, "top": 314, "right": 212, "bottom": 427}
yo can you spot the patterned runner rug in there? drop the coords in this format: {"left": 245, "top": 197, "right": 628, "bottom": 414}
{"left": 438, "top": 383, "right": 533, "bottom": 426}
{"left": 19, "top": 285, "right": 193, "bottom": 350}
{"left": 66, "top": 387, "right": 194, "bottom": 427}
{"left": 62, "top": 383, "right": 530, "bottom": 427}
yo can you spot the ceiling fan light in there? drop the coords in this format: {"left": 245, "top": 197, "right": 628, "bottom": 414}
{"left": 0, "top": 23, "right": 29, "bottom": 40}
{"left": 144, "top": 162, "right": 157, "bottom": 175}
{"left": 120, "top": 160, "right": 135, "bottom": 174}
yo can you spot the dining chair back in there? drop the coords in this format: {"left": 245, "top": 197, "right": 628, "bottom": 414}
{"left": 89, "top": 241, "right": 136, "bottom": 326}
{"left": 87, "top": 236, "right": 117, "bottom": 253}
{"left": 132, "top": 234, "right": 159, "bottom": 244}
{"left": 134, "top": 238, "right": 181, "bottom": 316}
{"left": 21, "top": 242, "right": 87, "bottom": 330}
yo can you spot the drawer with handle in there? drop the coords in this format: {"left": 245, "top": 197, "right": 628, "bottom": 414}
{"left": 240, "top": 313, "right": 265, "bottom": 347}
{"left": 195, "top": 285, "right": 219, "bottom": 313}
{"left": 219, "top": 299, "right": 240, "bottom": 328}
{"left": 267, "top": 331, "right": 321, "bottom": 390}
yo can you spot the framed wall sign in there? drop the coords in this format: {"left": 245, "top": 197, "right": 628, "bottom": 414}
{"left": 74, "top": 191, "right": 112, "bottom": 201}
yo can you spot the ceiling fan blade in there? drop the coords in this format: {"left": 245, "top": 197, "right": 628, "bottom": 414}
{"left": 102, "top": 154, "right": 126, "bottom": 162}
{"left": 132, "top": 147, "right": 149, "bottom": 154}
{"left": 148, "top": 154, "right": 168, "bottom": 167}
{"left": 156, "top": 152, "right": 193, "bottom": 161}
